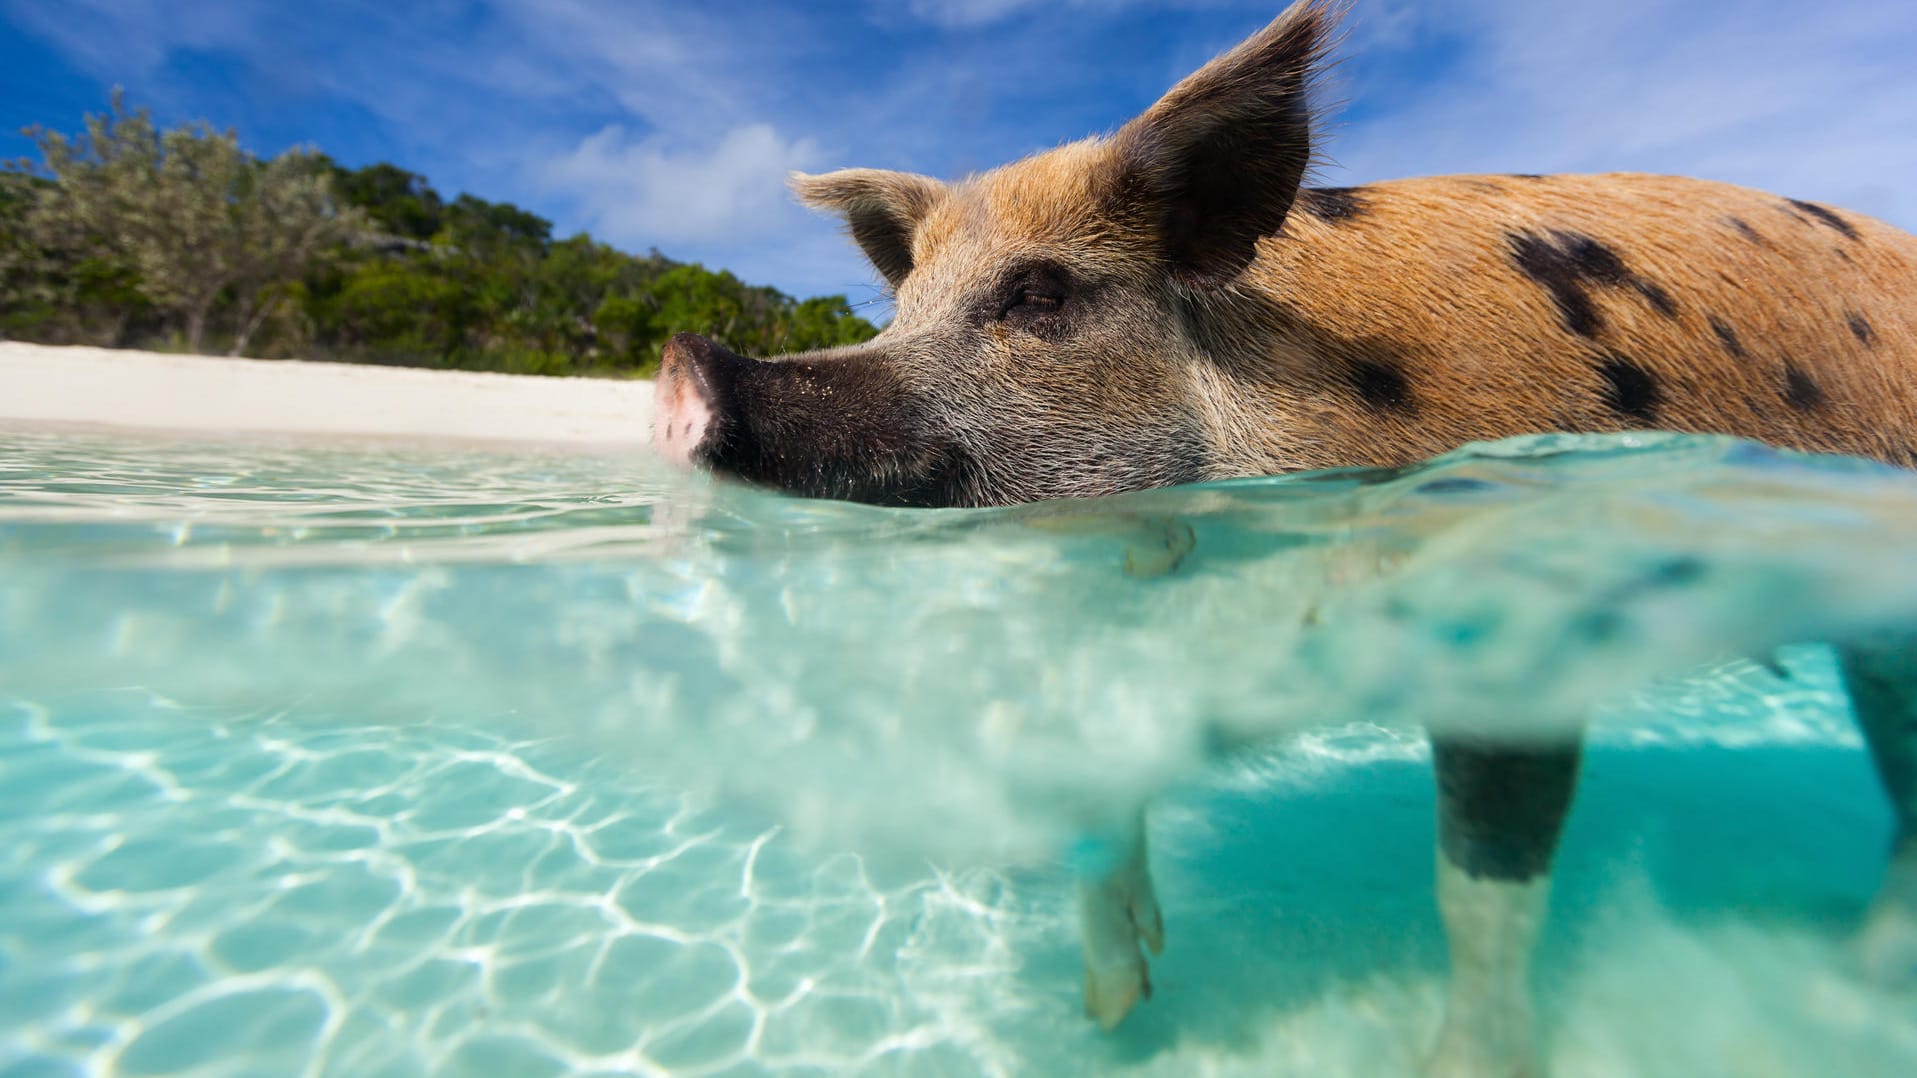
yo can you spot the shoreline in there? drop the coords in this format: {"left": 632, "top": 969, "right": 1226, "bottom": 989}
{"left": 0, "top": 341, "right": 656, "bottom": 448}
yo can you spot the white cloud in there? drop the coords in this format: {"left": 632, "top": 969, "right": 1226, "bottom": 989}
{"left": 543, "top": 122, "right": 823, "bottom": 247}
{"left": 488, "top": 0, "right": 828, "bottom": 136}
{"left": 901, "top": 0, "right": 1260, "bottom": 31}
{"left": 905, "top": 0, "right": 1053, "bottom": 28}
{"left": 0, "top": 0, "right": 261, "bottom": 77}
{"left": 1324, "top": 0, "right": 1917, "bottom": 230}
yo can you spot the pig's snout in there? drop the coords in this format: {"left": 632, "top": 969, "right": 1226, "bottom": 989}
{"left": 654, "top": 332, "right": 747, "bottom": 466}
{"left": 650, "top": 332, "right": 971, "bottom": 506}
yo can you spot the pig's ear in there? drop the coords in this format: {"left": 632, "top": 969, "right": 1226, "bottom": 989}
{"left": 1106, "top": 0, "right": 1338, "bottom": 288}
{"left": 790, "top": 169, "right": 947, "bottom": 289}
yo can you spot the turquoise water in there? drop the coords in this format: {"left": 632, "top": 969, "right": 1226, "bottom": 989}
{"left": 3, "top": 426, "right": 1916, "bottom": 1076}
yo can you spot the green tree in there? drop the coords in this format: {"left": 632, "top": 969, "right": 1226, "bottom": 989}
{"left": 441, "top": 194, "right": 552, "bottom": 252}
{"left": 0, "top": 171, "right": 52, "bottom": 335}
{"left": 7, "top": 93, "right": 877, "bottom": 374}
{"left": 592, "top": 292, "right": 666, "bottom": 368}
{"left": 325, "top": 260, "right": 472, "bottom": 364}
{"left": 648, "top": 263, "right": 749, "bottom": 347}
{"left": 0, "top": 168, "right": 152, "bottom": 345}
{"left": 328, "top": 161, "right": 444, "bottom": 242}
{"left": 783, "top": 294, "right": 879, "bottom": 351}
{"left": 23, "top": 90, "right": 364, "bottom": 354}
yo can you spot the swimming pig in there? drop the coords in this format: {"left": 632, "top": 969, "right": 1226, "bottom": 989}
{"left": 653, "top": 1, "right": 1917, "bottom": 1073}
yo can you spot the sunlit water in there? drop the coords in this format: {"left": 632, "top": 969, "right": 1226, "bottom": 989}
{"left": 3, "top": 426, "right": 1916, "bottom": 1076}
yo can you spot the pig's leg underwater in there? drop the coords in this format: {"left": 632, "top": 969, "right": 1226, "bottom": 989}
{"left": 1418, "top": 637, "right": 1917, "bottom": 1078}
{"left": 1426, "top": 733, "right": 1583, "bottom": 1078}
{"left": 1077, "top": 812, "right": 1165, "bottom": 1030}
{"left": 1840, "top": 633, "right": 1917, "bottom": 984}
{"left": 1070, "top": 515, "right": 1192, "bottom": 1027}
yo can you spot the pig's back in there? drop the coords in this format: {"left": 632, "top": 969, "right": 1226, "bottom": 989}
{"left": 1248, "top": 173, "right": 1917, "bottom": 469}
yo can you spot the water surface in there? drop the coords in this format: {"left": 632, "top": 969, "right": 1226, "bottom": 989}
{"left": 2, "top": 427, "right": 1914, "bottom": 1075}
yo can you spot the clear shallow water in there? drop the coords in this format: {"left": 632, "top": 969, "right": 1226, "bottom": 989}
{"left": 2, "top": 427, "right": 1916, "bottom": 1076}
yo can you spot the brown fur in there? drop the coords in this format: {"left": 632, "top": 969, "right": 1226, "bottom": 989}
{"left": 681, "top": 0, "right": 1917, "bottom": 507}
{"left": 1236, "top": 172, "right": 1917, "bottom": 471}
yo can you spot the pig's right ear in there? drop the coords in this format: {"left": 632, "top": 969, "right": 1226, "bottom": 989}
{"left": 790, "top": 169, "right": 947, "bottom": 290}
{"left": 1105, "top": 0, "right": 1339, "bottom": 289}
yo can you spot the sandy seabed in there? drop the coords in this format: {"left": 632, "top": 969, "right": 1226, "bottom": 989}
{"left": 0, "top": 341, "right": 655, "bottom": 446}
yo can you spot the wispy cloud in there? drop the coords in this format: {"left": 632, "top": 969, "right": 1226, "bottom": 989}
{"left": 1326, "top": 0, "right": 1917, "bottom": 226}
{"left": 1, "top": 0, "right": 261, "bottom": 78}
{"left": 898, "top": 0, "right": 1264, "bottom": 32}
{"left": 543, "top": 123, "right": 822, "bottom": 247}
{"left": 904, "top": 0, "right": 1055, "bottom": 28}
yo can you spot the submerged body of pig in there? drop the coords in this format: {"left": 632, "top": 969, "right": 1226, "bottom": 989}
{"left": 653, "top": 2, "right": 1917, "bottom": 1075}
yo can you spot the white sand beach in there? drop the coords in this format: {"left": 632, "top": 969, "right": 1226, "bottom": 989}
{"left": 0, "top": 341, "right": 655, "bottom": 446}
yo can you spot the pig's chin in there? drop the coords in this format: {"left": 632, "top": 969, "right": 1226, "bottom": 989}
{"left": 700, "top": 429, "right": 980, "bottom": 510}
{"left": 654, "top": 382, "right": 956, "bottom": 510}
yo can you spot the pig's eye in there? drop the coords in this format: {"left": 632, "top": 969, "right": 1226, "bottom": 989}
{"left": 995, "top": 268, "right": 1072, "bottom": 329}
{"left": 1014, "top": 291, "right": 1062, "bottom": 312}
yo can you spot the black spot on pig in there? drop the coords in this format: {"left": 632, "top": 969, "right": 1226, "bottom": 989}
{"left": 1297, "top": 186, "right": 1368, "bottom": 223}
{"left": 1635, "top": 279, "right": 1679, "bottom": 319}
{"left": 1348, "top": 357, "right": 1414, "bottom": 411}
{"left": 1783, "top": 363, "right": 1825, "bottom": 410}
{"left": 1509, "top": 232, "right": 1604, "bottom": 338}
{"left": 1509, "top": 230, "right": 1681, "bottom": 338}
{"left": 1785, "top": 199, "right": 1861, "bottom": 242}
{"left": 1710, "top": 316, "right": 1746, "bottom": 359}
{"left": 1778, "top": 197, "right": 1855, "bottom": 241}
{"left": 1598, "top": 356, "right": 1661, "bottom": 422}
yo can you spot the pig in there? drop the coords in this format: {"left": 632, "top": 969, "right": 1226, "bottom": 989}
{"left": 652, "top": 1, "right": 1917, "bottom": 1074}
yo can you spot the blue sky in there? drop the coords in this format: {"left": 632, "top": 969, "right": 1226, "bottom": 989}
{"left": 5, "top": 0, "right": 1916, "bottom": 309}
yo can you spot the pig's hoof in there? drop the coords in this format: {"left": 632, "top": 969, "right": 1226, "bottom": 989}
{"left": 1121, "top": 517, "right": 1196, "bottom": 578}
{"left": 1077, "top": 848, "right": 1165, "bottom": 1030}
{"left": 1084, "top": 954, "right": 1151, "bottom": 1031}
{"left": 1425, "top": 1002, "right": 1540, "bottom": 1078}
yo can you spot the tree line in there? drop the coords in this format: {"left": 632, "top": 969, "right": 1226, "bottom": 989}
{"left": 0, "top": 93, "right": 879, "bottom": 376}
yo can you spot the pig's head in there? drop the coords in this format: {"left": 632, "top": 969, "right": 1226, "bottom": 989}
{"left": 653, "top": 1, "right": 1337, "bottom": 507}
